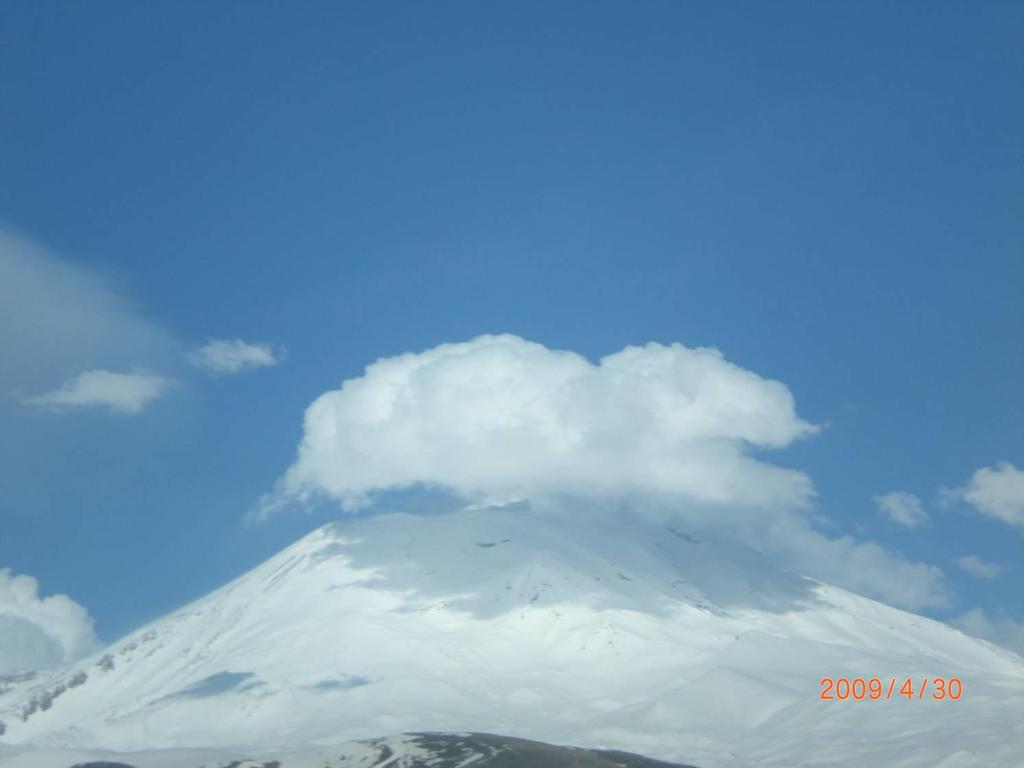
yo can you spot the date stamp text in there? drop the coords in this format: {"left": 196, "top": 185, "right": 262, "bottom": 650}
{"left": 819, "top": 677, "right": 963, "bottom": 701}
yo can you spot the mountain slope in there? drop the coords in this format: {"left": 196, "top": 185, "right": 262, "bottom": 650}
{"left": 0, "top": 732, "right": 699, "bottom": 768}
{"left": 1, "top": 508, "right": 1022, "bottom": 767}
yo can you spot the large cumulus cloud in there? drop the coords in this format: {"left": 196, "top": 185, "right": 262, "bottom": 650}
{"left": 0, "top": 570, "right": 97, "bottom": 674}
{"left": 256, "top": 335, "right": 954, "bottom": 612}
{"left": 258, "top": 335, "right": 818, "bottom": 517}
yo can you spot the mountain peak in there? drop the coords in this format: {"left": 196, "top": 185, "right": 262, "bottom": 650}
{"left": 2, "top": 508, "right": 1022, "bottom": 767}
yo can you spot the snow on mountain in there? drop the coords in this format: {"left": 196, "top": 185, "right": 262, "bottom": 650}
{"left": 0, "top": 731, "right": 700, "bottom": 768}
{"left": 1, "top": 507, "right": 1022, "bottom": 768}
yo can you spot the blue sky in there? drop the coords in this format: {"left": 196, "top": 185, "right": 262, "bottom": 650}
{"left": 0, "top": 1, "right": 1021, "bottom": 656}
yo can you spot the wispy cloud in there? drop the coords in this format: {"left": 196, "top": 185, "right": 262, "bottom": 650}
{"left": 23, "top": 369, "right": 172, "bottom": 415}
{"left": 768, "top": 517, "right": 948, "bottom": 610}
{"left": 874, "top": 491, "right": 929, "bottom": 529}
{"left": 187, "top": 338, "right": 284, "bottom": 375}
{"left": 0, "top": 569, "right": 97, "bottom": 673}
{"left": 952, "top": 608, "right": 1024, "bottom": 656}
{"left": 955, "top": 555, "right": 1003, "bottom": 580}
{"left": 0, "top": 231, "right": 176, "bottom": 392}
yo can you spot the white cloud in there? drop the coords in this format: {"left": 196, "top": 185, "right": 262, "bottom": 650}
{"left": 187, "top": 338, "right": 283, "bottom": 375}
{"left": 0, "top": 231, "right": 175, "bottom": 392}
{"left": 952, "top": 608, "right": 1024, "bottom": 656}
{"left": 955, "top": 555, "right": 1003, "bottom": 580}
{"left": 873, "top": 491, "right": 929, "bottom": 528}
{"left": 257, "top": 334, "right": 818, "bottom": 519}
{"left": 254, "top": 334, "right": 950, "bottom": 612}
{"left": 957, "top": 462, "right": 1024, "bottom": 529}
{"left": 766, "top": 517, "right": 948, "bottom": 609}
{"left": 0, "top": 232, "right": 184, "bottom": 517}
{"left": 23, "top": 369, "right": 171, "bottom": 415}
{"left": 0, "top": 569, "right": 98, "bottom": 674}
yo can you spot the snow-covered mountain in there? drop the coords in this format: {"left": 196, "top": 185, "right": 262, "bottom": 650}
{"left": 2, "top": 507, "right": 1022, "bottom": 768}
{"left": 0, "top": 731, "right": 698, "bottom": 768}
